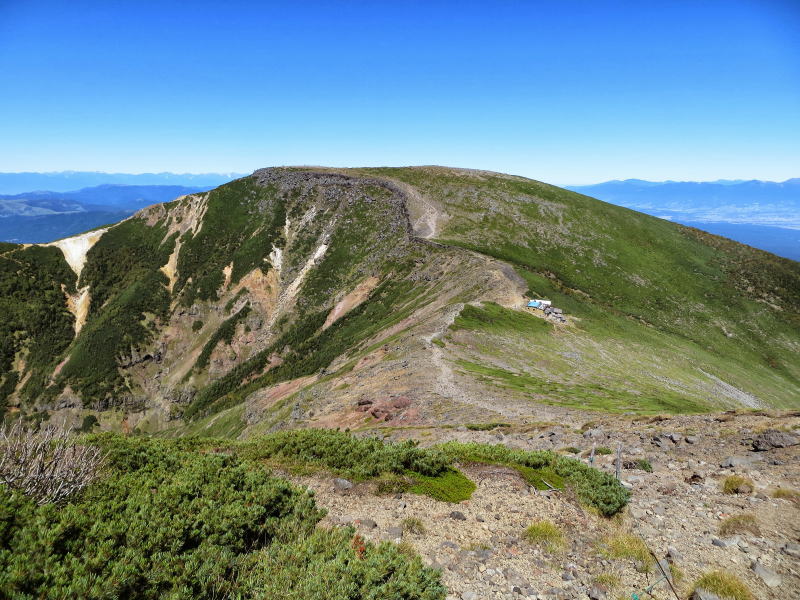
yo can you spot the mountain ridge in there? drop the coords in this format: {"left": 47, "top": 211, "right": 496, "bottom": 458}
{"left": 1, "top": 166, "right": 798, "bottom": 435}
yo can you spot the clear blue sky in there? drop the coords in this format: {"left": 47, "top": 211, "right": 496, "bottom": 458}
{"left": 1, "top": 0, "right": 798, "bottom": 184}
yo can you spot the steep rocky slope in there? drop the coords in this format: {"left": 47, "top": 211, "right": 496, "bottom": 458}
{"left": 0, "top": 167, "right": 798, "bottom": 433}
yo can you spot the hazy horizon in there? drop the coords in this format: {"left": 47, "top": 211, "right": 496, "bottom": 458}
{"left": 2, "top": 2, "right": 798, "bottom": 185}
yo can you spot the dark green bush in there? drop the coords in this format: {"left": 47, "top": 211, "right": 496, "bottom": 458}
{"left": 241, "top": 429, "right": 450, "bottom": 480}
{"left": 237, "top": 527, "right": 445, "bottom": 599}
{"left": 409, "top": 469, "right": 476, "bottom": 503}
{"left": 374, "top": 473, "right": 413, "bottom": 496}
{"left": 0, "top": 433, "right": 445, "bottom": 600}
{"left": 438, "top": 441, "right": 629, "bottom": 516}
{"left": 0, "top": 245, "right": 75, "bottom": 402}
{"left": 76, "top": 414, "right": 99, "bottom": 433}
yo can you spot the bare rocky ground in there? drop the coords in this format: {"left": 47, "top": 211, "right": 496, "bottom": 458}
{"left": 290, "top": 410, "right": 800, "bottom": 600}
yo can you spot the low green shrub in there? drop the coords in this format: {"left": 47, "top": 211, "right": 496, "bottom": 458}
{"left": 409, "top": 469, "right": 476, "bottom": 503}
{"left": 240, "top": 429, "right": 450, "bottom": 480}
{"left": 0, "top": 433, "right": 445, "bottom": 599}
{"left": 596, "top": 446, "right": 613, "bottom": 455}
{"left": 635, "top": 459, "right": 653, "bottom": 472}
{"left": 237, "top": 527, "right": 445, "bottom": 599}
{"left": 466, "top": 422, "right": 510, "bottom": 431}
{"left": 514, "top": 464, "right": 565, "bottom": 490}
{"left": 76, "top": 414, "right": 99, "bottom": 433}
{"left": 374, "top": 473, "right": 413, "bottom": 496}
{"left": 437, "top": 442, "right": 630, "bottom": 516}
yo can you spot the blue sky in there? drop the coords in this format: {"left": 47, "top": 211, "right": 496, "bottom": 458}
{"left": 1, "top": 1, "right": 798, "bottom": 184}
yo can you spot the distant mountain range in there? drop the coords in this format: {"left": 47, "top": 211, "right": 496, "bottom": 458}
{"left": 0, "top": 171, "right": 244, "bottom": 195}
{"left": 0, "top": 184, "right": 216, "bottom": 243}
{"left": 567, "top": 178, "right": 800, "bottom": 260}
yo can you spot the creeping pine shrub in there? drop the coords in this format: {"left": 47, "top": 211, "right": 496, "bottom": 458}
{"left": 374, "top": 473, "right": 412, "bottom": 496}
{"left": 409, "top": 469, "right": 476, "bottom": 503}
{"left": 0, "top": 434, "right": 446, "bottom": 600}
{"left": 241, "top": 429, "right": 450, "bottom": 480}
{"left": 437, "top": 442, "right": 630, "bottom": 516}
{"left": 236, "top": 527, "right": 446, "bottom": 600}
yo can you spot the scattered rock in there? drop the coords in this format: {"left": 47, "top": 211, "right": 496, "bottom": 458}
{"left": 450, "top": 511, "right": 467, "bottom": 521}
{"left": 333, "top": 478, "right": 353, "bottom": 492}
{"left": 629, "top": 507, "right": 646, "bottom": 520}
{"left": 751, "top": 561, "right": 782, "bottom": 587}
{"left": 720, "top": 456, "right": 752, "bottom": 468}
{"left": 691, "top": 590, "right": 723, "bottom": 600}
{"left": 583, "top": 428, "right": 606, "bottom": 440}
{"left": 752, "top": 429, "right": 798, "bottom": 452}
{"left": 667, "top": 546, "right": 683, "bottom": 562}
{"left": 357, "top": 518, "right": 377, "bottom": 530}
{"left": 657, "top": 559, "right": 673, "bottom": 583}
{"left": 712, "top": 536, "right": 740, "bottom": 548}
{"left": 588, "top": 584, "right": 607, "bottom": 599}
{"left": 652, "top": 435, "right": 670, "bottom": 449}
{"left": 385, "top": 526, "right": 403, "bottom": 540}
{"left": 685, "top": 472, "right": 705, "bottom": 484}
{"left": 658, "top": 481, "right": 678, "bottom": 495}
{"left": 685, "top": 435, "right": 699, "bottom": 444}
{"left": 782, "top": 542, "right": 800, "bottom": 558}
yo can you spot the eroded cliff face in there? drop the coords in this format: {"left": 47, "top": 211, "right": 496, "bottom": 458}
{"left": 5, "top": 168, "right": 522, "bottom": 432}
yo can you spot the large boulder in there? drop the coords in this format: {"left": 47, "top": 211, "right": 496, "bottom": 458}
{"left": 752, "top": 429, "right": 798, "bottom": 451}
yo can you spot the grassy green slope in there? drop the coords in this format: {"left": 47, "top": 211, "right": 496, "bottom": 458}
{"left": 0, "top": 245, "right": 75, "bottom": 412}
{"left": 361, "top": 167, "right": 800, "bottom": 408}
